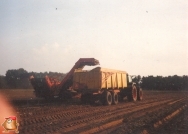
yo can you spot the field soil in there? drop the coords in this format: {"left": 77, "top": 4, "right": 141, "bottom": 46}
{"left": 0, "top": 89, "right": 187, "bottom": 134}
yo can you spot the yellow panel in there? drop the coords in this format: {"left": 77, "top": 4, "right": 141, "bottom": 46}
{"left": 101, "top": 72, "right": 106, "bottom": 88}
{"left": 107, "top": 75, "right": 111, "bottom": 89}
{"left": 73, "top": 67, "right": 128, "bottom": 91}
{"left": 111, "top": 75, "right": 114, "bottom": 88}
{"left": 122, "top": 73, "right": 127, "bottom": 87}
{"left": 89, "top": 72, "right": 93, "bottom": 88}
{"left": 114, "top": 73, "right": 118, "bottom": 88}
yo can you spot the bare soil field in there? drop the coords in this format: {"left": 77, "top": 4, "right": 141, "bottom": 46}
{"left": 0, "top": 89, "right": 188, "bottom": 134}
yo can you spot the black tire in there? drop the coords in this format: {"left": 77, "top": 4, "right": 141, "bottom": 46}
{"left": 102, "top": 91, "right": 112, "bottom": 105}
{"left": 127, "top": 85, "right": 137, "bottom": 101}
{"left": 112, "top": 92, "right": 118, "bottom": 105}
{"left": 137, "top": 88, "right": 143, "bottom": 101}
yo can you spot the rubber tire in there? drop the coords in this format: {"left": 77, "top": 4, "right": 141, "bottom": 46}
{"left": 137, "top": 88, "right": 143, "bottom": 101}
{"left": 127, "top": 85, "right": 137, "bottom": 101}
{"left": 103, "top": 91, "right": 112, "bottom": 105}
{"left": 112, "top": 92, "right": 118, "bottom": 105}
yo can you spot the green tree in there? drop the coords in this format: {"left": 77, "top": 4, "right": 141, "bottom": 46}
{"left": 5, "top": 68, "right": 30, "bottom": 89}
{"left": 0, "top": 75, "right": 8, "bottom": 89}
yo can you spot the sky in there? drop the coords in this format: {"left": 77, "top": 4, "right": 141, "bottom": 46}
{"left": 0, "top": 0, "right": 187, "bottom": 76}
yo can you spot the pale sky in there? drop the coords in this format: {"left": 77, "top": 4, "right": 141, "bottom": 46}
{"left": 0, "top": 0, "right": 187, "bottom": 76}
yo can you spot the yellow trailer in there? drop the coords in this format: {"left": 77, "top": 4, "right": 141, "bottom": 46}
{"left": 73, "top": 67, "right": 143, "bottom": 105}
{"left": 73, "top": 67, "right": 127, "bottom": 91}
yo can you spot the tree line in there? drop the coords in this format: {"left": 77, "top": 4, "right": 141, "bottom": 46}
{"left": 0, "top": 68, "right": 66, "bottom": 89}
{"left": 133, "top": 75, "right": 188, "bottom": 91}
{"left": 0, "top": 68, "right": 187, "bottom": 90}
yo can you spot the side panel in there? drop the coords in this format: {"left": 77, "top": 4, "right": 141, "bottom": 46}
{"left": 112, "top": 73, "right": 117, "bottom": 88}
{"left": 101, "top": 72, "right": 114, "bottom": 89}
{"left": 101, "top": 70, "right": 127, "bottom": 89}
{"left": 73, "top": 67, "right": 127, "bottom": 92}
{"left": 117, "top": 73, "right": 121, "bottom": 88}
{"left": 87, "top": 71, "right": 100, "bottom": 89}
{"left": 73, "top": 69, "right": 101, "bottom": 92}
{"left": 101, "top": 72, "right": 106, "bottom": 88}
{"left": 122, "top": 73, "right": 127, "bottom": 87}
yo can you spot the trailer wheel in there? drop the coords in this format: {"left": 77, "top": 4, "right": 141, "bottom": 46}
{"left": 127, "top": 85, "right": 137, "bottom": 101}
{"left": 112, "top": 92, "right": 118, "bottom": 105}
{"left": 137, "top": 88, "right": 143, "bottom": 101}
{"left": 102, "top": 91, "right": 112, "bottom": 105}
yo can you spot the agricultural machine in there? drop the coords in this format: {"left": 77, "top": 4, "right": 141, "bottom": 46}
{"left": 30, "top": 58, "right": 143, "bottom": 105}
{"left": 30, "top": 58, "right": 99, "bottom": 100}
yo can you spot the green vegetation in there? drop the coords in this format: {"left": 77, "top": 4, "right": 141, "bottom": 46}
{"left": 141, "top": 75, "right": 188, "bottom": 91}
